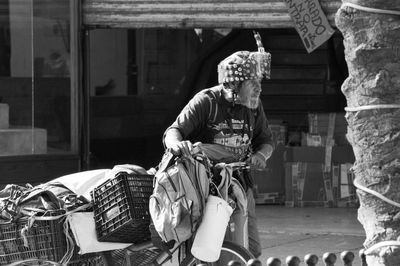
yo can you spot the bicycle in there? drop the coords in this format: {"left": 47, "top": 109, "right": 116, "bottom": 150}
{"left": 108, "top": 238, "right": 254, "bottom": 266}
{"left": 2, "top": 150, "right": 255, "bottom": 266}
{"left": 103, "top": 160, "right": 256, "bottom": 266}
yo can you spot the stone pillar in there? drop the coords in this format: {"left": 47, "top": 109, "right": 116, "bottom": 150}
{"left": 335, "top": 1, "right": 400, "bottom": 265}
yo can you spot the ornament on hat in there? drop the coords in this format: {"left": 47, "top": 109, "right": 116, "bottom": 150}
{"left": 217, "top": 31, "right": 271, "bottom": 84}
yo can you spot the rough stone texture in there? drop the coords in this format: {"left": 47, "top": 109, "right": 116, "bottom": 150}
{"left": 335, "top": 1, "right": 400, "bottom": 265}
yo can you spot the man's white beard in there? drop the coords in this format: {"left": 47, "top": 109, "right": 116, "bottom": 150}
{"left": 248, "top": 97, "right": 259, "bottom": 109}
{"left": 238, "top": 94, "right": 260, "bottom": 109}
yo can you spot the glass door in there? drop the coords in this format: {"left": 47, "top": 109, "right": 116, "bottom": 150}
{"left": 0, "top": 0, "right": 78, "bottom": 156}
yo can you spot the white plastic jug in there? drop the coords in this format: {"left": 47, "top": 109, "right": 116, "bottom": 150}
{"left": 191, "top": 195, "right": 233, "bottom": 262}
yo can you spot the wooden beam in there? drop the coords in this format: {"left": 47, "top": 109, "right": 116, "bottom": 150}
{"left": 83, "top": 0, "right": 341, "bottom": 29}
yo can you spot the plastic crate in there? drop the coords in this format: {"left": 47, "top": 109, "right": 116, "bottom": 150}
{"left": 68, "top": 252, "right": 106, "bottom": 266}
{"left": 126, "top": 248, "right": 162, "bottom": 266}
{"left": 102, "top": 249, "right": 128, "bottom": 266}
{"left": 0, "top": 218, "right": 65, "bottom": 265}
{"left": 92, "top": 172, "right": 154, "bottom": 243}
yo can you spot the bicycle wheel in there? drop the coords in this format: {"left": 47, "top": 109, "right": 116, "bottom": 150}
{"left": 180, "top": 241, "right": 254, "bottom": 266}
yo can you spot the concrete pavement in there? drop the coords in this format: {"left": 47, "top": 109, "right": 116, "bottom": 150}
{"left": 163, "top": 205, "right": 365, "bottom": 265}
{"left": 256, "top": 205, "right": 365, "bottom": 265}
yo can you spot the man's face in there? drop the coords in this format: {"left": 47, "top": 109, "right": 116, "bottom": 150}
{"left": 237, "top": 79, "right": 262, "bottom": 109}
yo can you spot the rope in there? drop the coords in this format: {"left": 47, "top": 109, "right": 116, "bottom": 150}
{"left": 25, "top": 203, "right": 92, "bottom": 221}
{"left": 345, "top": 104, "right": 400, "bottom": 112}
{"left": 353, "top": 178, "right": 400, "bottom": 208}
{"left": 353, "top": 178, "right": 400, "bottom": 255}
{"left": 20, "top": 226, "right": 29, "bottom": 247}
{"left": 342, "top": 2, "right": 400, "bottom": 16}
{"left": 365, "top": 241, "right": 400, "bottom": 255}
{"left": 59, "top": 217, "right": 75, "bottom": 265}
{"left": 8, "top": 259, "right": 61, "bottom": 266}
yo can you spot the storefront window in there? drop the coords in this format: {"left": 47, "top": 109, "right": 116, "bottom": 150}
{"left": 0, "top": 0, "right": 77, "bottom": 156}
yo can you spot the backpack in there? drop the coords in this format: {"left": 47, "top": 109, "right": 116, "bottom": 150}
{"left": 149, "top": 149, "right": 210, "bottom": 244}
{"left": 0, "top": 183, "right": 89, "bottom": 222}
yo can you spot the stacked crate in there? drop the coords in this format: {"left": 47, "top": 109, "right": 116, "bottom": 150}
{"left": 0, "top": 216, "right": 105, "bottom": 265}
{"left": 284, "top": 112, "right": 357, "bottom": 208}
{"left": 92, "top": 172, "right": 154, "bottom": 244}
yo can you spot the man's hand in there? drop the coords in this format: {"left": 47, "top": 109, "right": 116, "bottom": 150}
{"left": 248, "top": 152, "right": 267, "bottom": 168}
{"left": 170, "top": 140, "right": 193, "bottom": 157}
{"left": 248, "top": 143, "right": 273, "bottom": 168}
{"left": 164, "top": 128, "right": 193, "bottom": 157}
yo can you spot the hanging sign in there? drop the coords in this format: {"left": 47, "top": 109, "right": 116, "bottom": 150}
{"left": 285, "top": 0, "right": 335, "bottom": 53}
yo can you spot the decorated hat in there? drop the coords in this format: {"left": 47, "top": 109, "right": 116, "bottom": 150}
{"left": 218, "top": 32, "right": 271, "bottom": 84}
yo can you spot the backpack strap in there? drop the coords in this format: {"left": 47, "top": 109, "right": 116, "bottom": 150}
{"left": 205, "top": 88, "right": 219, "bottom": 124}
{"left": 248, "top": 107, "right": 259, "bottom": 140}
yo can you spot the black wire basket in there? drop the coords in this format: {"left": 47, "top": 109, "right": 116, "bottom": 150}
{"left": 0, "top": 217, "right": 65, "bottom": 265}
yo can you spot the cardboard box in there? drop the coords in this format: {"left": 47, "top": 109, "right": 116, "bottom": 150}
{"left": 285, "top": 162, "right": 327, "bottom": 206}
{"left": 308, "top": 112, "right": 347, "bottom": 134}
{"left": 255, "top": 192, "right": 283, "bottom": 205}
{"left": 0, "top": 127, "right": 47, "bottom": 155}
{"left": 252, "top": 145, "right": 285, "bottom": 195}
{"left": 308, "top": 112, "right": 349, "bottom": 145}
{"left": 285, "top": 161, "right": 357, "bottom": 208}
{"left": 283, "top": 146, "right": 355, "bottom": 164}
{"left": 301, "top": 133, "right": 327, "bottom": 147}
{"left": 269, "top": 124, "right": 287, "bottom": 146}
{"left": 334, "top": 163, "right": 358, "bottom": 207}
{"left": 252, "top": 167, "right": 282, "bottom": 194}
{"left": 0, "top": 103, "right": 9, "bottom": 129}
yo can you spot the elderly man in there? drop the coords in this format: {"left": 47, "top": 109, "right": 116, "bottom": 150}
{"left": 163, "top": 32, "right": 274, "bottom": 258}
